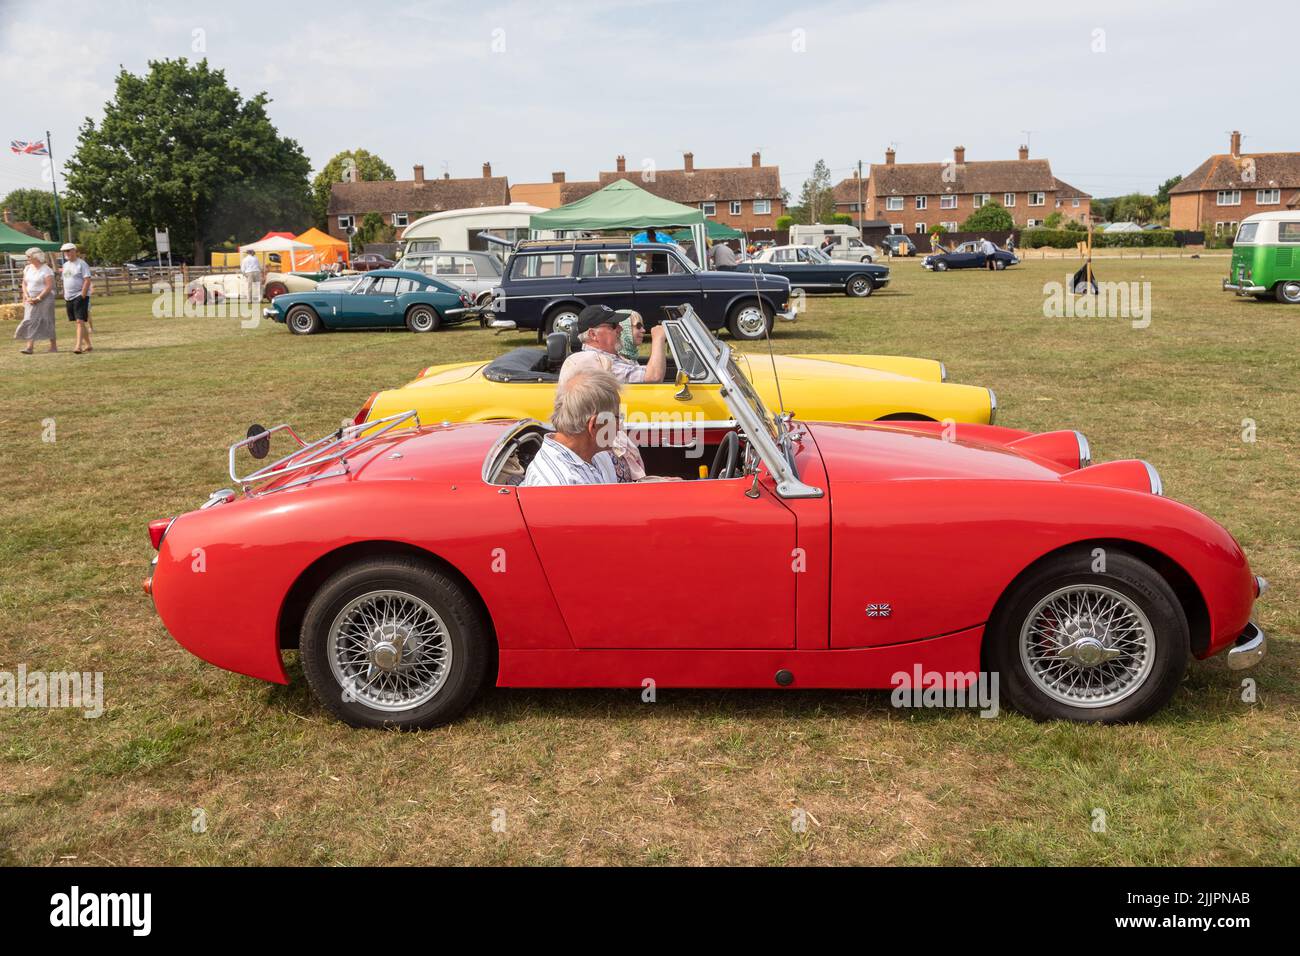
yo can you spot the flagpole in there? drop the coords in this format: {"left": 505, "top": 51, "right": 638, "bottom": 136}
{"left": 45, "top": 130, "right": 64, "bottom": 244}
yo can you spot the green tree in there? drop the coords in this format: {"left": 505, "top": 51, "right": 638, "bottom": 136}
{"left": 775, "top": 215, "right": 793, "bottom": 231}
{"left": 961, "top": 200, "right": 1013, "bottom": 232}
{"left": 1044, "top": 211, "right": 1065, "bottom": 229}
{"left": 1110, "top": 193, "right": 1157, "bottom": 224}
{"left": 65, "top": 58, "right": 312, "bottom": 264}
{"left": 794, "top": 159, "right": 834, "bottom": 225}
{"left": 354, "top": 211, "right": 395, "bottom": 247}
{"left": 0, "top": 188, "right": 77, "bottom": 240}
{"left": 1156, "top": 175, "right": 1182, "bottom": 205}
{"left": 311, "top": 149, "right": 396, "bottom": 229}
{"left": 83, "top": 216, "right": 143, "bottom": 264}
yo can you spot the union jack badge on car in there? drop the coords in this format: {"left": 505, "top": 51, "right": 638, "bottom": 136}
{"left": 865, "top": 603, "right": 892, "bottom": 617}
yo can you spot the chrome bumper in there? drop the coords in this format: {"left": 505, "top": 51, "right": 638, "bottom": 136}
{"left": 776, "top": 308, "right": 798, "bottom": 323}
{"left": 262, "top": 307, "right": 277, "bottom": 319}
{"left": 1227, "top": 621, "right": 1267, "bottom": 670}
{"left": 1223, "top": 278, "right": 1267, "bottom": 295}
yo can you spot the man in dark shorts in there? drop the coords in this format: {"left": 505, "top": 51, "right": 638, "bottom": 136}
{"left": 60, "top": 242, "right": 94, "bottom": 353}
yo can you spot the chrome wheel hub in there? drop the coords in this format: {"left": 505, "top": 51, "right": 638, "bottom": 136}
{"left": 1019, "top": 584, "right": 1155, "bottom": 708}
{"left": 328, "top": 590, "right": 452, "bottom": 713}
{"left": 736, "top": 308, "right": 764, "bottom": 336}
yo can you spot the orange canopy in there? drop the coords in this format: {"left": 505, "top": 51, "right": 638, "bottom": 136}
{"left": 293, "top": 227, "right": 350, "bottom": 268}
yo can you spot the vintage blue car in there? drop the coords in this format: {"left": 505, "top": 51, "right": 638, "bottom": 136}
{"left": 262, "top": 269, "right": 474, "bottom": 334}
{"left": 923, "top": 241, "right": 1021, "bottom": 272}
{"left": 724, "top": 244, "right": 890, "bottom": 297}
{"left": 487, "top": 238, "right": 795, "bottom": 342}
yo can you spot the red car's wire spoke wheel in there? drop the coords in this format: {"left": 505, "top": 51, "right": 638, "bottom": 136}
{"left": 1019, "top": 584, "right": 1155, "bottom": 708}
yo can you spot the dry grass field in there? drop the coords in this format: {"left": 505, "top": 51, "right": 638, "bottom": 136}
{"left": 0, "top": 256, "right": 1295, "bottom": 865}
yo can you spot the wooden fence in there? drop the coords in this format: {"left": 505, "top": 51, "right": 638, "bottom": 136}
{"left": 1, "top": 264, "right": 239, "bottom": 305}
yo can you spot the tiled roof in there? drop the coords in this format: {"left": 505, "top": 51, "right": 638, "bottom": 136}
{"left": 1052, "top": 177, "right": 1091, "bottom": 200}
{"left": 871, "top": 159, "right": 1057, "bottom": 196}
{"left": 1169, "top": 152, "right": 1300, "bottom": 194}
{"left": 328, "top": 177, "right": 511, "bottom": 215}
{"left": 833, "top": 176, "right": 869, "bottom": 203}
{"left": 598, "top": 165, "right": 781, "bottom": 202}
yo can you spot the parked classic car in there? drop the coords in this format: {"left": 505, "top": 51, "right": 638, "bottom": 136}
{"left": 262, "top": 269, "right": 474, "bottom": 334}
{"left": 351, "top": 252, "right": 396, "bottom": 271}
{"left": 788, "top": 224, "right": 878, "bottom": 262}
{"left": 355, "top": 308, "right": 997, "bottom": 427}
{"left": 923, "top": 241, "right": 1020, "bottom": 272}
{"left": 146, "top": 306, "right": 1266, "bottom": 729}
{"left": 190, "top": 270, "right": 320, "bottom": 303}
{"left": 727, "top": 244, "right": 890, "bottom": 297}
{"left": 487, "top": 238, "right": 795, "bottom": 342}
{"left": 395, "top": 250, "right": 503, "bottom": 305}
{"left": 881, "top": 234, "right": 918, "bottom": 257}
{"left": 1223, "top": 212, "right": 1300, "bottom": 303}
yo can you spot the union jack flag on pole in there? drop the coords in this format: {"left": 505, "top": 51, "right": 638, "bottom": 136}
{"left": 10, "top": 140, "right": 50, "bottom": 156}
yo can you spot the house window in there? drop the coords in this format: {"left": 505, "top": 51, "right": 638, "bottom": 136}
{"left": 1072, "top": 198, "right": 1080, "bottom": 207}
{"left": 1257, "top": 189, "right": 1281, "bottom": 205}
{"left": 1055, "top": 199, "right": 1062, "bottom": 208}
{"left": 914, "top": 223, "right": 926, "bottom": 234}
{"left": 1214, "top": 221, "right": 1239, "bottom": 237}
{"left": 889, "top": 223, "right": 904, "bottom": 234}
{"left": 337, "top": 215, "right": 354, "bottom": 231}
{"left": 1216, "top": 190, "right": 1241, "bottom": 206}
{"left": 973, "top": 193, "right": 990, "bottom": 208}
{"left": 1003, "top": 193, "right": 1016, "bottom": 207}
{"left": 701, "top": 202, "right": 716, "bottom": 216}
{"left": 1026, "top": 219, "right": 1042, "bottom": 227}
{"left": 940, "top": 194, "right": 957, "bottom": 209}
{"left": 728, "top": 200, "right": 742, "bottom": 216}
{"left": 885, "top": 196, "right": 904, "bottom": 211}
{"left": 754, "top": 199, "right": 771, "bottom": 215}
{"left": 941, "top": 221, "right": 958, "bottom": 231}
{"left": 1029, "top": 192, "right": 1045, "bottom": 206}
{"left": 915, "top": 196, "right": 927, "bottom": 210}
{"left": 392, "top": 212, "right": 409, "bottom": 227}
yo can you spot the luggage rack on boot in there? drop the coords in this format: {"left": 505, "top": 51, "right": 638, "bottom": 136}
{"left": 227, "top": 410, "right": 421, "bottom": 496}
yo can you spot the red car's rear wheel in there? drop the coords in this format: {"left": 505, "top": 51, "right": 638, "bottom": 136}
{"left": 299, "top": 556, "right": 491, "bottom": 729}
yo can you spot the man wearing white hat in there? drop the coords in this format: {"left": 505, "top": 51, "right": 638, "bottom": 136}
{"left": 61, "top": 243, "right": 94, "bottom": 354}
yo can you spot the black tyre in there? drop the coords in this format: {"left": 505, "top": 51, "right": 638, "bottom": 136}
{"left": 994, "top": 259, "right": 1007, "bottom": 271}
{"left": 846, "top": 274, "right": 874, "bottom": 298}
{"left": 987, "top": 547, "right": 1189, "bottom": 723}
{"left": 727, "top": 300, "right": 773, "bottom": 340}
{"left": 1275, "top": 280, "right": 1300, "bottom": 304}
{"left": 299, "top": 556, "right": 491, "bottom": 729}
{"left": 405, "top": 304, "right": 440, "bottom": 333}
{"left": 287, "top": 305, "right": 321, "bottom": 335}
{"left": 934, "top": 260, "right": 948, "bottom": 272}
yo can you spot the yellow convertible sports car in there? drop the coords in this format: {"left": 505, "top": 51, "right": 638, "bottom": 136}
{"left": 355, "top": 307, "right": 996, "bottom": 428}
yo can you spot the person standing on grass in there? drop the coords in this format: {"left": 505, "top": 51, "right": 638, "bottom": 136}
{"left": 240, "top": 248, "right": 262, "bottom": 299}
{"left": 15, "top": 248, "right": 56, "bottom": 354}
{"left": 60, "top": 242, "right": 93, "bottom": 354}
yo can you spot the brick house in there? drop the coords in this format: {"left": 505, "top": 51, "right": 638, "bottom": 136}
{"left": 509, "top": 172, "right": 601, "bottom": 209}
{"left": 833, "top": 171, "right": 870, "bottom": 219}
{"left": 1, "top": 208, "right": 49, "bottom": 240}
{"left": 326, "top": 163, "right": 511, "bottom": 240}
{"left": 1168, "top": 131, "right": 1300, "bottom": 235}
{"left": 598, "top": 152, "right": 783, "bottom": 233}
{"left": 860, "top": 145, "right": 1090, "bottom": 234}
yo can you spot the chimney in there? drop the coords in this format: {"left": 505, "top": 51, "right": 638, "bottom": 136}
{"left": 616, "top": 154, "right": 626, "bottom": 173}
{"left": 552, "top": 171, "right": 565, "bottom": 183}
{"left": 1018, "top": 144, "right": 1029, "bottom": 161}
{"left": 684, "top": 151, "right": 694, "bottom": 172}
{"left": 1, "top": 208, "right": 10, "bottom": 224}
{"left": 885, "top": 147, "right": 895, "bottom": 166}
{"left": 413, "top": 164, "right": 425, "bottom": 185}
{"left": 1230, "top": 130, "right": 1242, "bottom": 158}
{"left": 954, "top": 146, "right": 965, "bottom": 164}
{"left": 751, "top": 151, "right": 761, "bottom": 168}
{"left": 482, "top": 162, "right": 492, "bottom": 178}
{"left": 443, "top": 172, "right": 450, "bottom": 180}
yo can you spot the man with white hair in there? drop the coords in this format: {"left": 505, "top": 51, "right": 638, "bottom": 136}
{"left": 560, "top": 304, "right": 667, "bottom": 384}
{"left": 522, "top": 369, "right": 624, "bottom": 486}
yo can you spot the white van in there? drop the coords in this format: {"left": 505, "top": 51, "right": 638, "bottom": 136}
{"left": 788, "top": 224, "right": 878, "bottom": 262}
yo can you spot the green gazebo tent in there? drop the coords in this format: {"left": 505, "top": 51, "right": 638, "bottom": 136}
{"left": 529, "top": 179, "right": 709, "bottom": 259}
{"left": 670, "top": 220, "right": 742, "bottom": 242}
{"left": 0, "top": 221, "right": 59, "bottom": 253}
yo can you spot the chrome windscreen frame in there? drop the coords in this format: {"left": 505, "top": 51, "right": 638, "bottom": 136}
{"left": 228, "top": 409, "right": 421, "bottom": 495}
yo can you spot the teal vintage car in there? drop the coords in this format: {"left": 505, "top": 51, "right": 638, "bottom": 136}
{"left": 1223, "top": 212, "right": 1300, "bottom": 304}
{"left": 262, "top": 269, "right": 475, "bottom": 334}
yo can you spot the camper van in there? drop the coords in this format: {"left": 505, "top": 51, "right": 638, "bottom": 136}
{"left": 398, "top": 204, "right": 548, "bottom": 258}
{"left": 1223, "top": 211, "right": 1300, "bottom": 304}
{"left": 788, "top": 224, "right": 878, "bottom": 262}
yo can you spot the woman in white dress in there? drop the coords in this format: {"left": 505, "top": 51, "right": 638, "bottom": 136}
{"left": 15, "top": 247, "right": 57, "bottom": 354}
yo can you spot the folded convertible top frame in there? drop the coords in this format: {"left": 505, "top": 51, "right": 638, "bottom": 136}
{"left": 228, "top": 410, "right": 421, "bottom": 496}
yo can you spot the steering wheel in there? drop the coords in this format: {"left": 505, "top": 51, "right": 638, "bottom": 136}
{"left": 710, "top": 431, "right": 739, "bottom": 480}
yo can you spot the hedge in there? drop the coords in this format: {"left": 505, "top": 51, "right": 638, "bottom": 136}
{"left": 1020, "top": 228, "right": 1180, "bottom": 249}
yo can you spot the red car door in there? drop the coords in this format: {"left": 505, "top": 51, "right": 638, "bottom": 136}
{"left": 516, "top": 478, "right": 798, "bottom": 649}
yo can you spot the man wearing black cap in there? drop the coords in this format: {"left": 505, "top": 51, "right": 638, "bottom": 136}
{"left": 561, "top": 303, "right": 667, "bottom": 384}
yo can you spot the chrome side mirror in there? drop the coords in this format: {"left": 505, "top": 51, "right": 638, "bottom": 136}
{"left": 674, "top": 369, "right": 692, "bottom": 402}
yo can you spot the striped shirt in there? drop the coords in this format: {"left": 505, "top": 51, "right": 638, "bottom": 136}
{"left": 559, "top": 344, "right": 646, "bottom": 384}
{"left": 521, "top": 436, "right": 619, "bottom": 486}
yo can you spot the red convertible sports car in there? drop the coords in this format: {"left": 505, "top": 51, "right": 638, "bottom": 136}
{"left": 145, "top": 308, "right": 1267, "bottom": 728}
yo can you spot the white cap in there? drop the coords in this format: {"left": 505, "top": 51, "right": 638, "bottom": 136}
{"left": 60, "top": 242, "right": 77, "bottom": 251}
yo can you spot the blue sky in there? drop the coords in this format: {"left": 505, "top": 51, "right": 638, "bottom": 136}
{"left": 0, "top": 0, "right": 1290, "bottom": 204}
